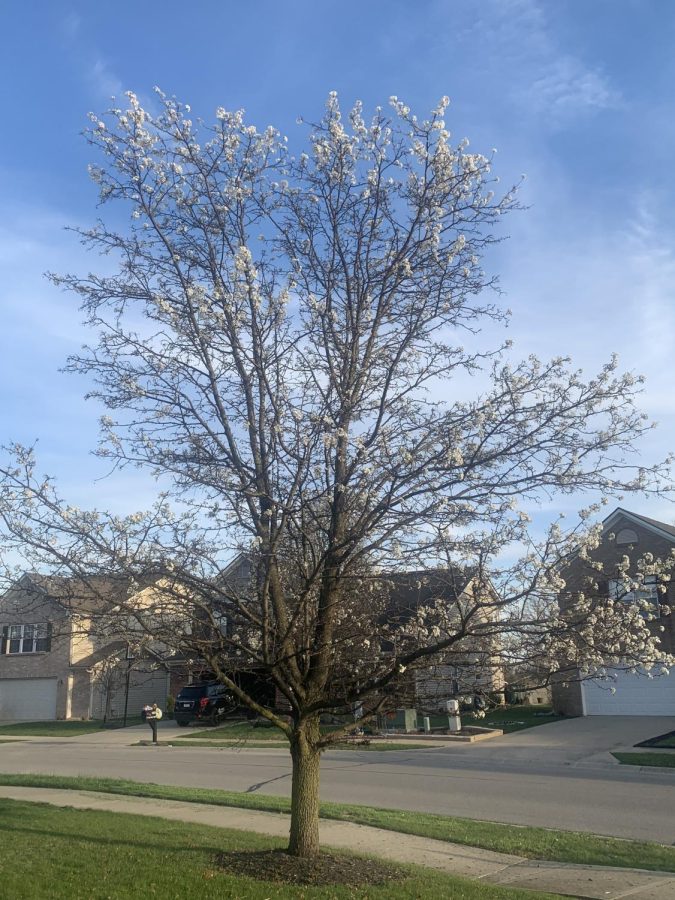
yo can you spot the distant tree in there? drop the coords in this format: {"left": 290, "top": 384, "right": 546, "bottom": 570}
{"left": 0, "top": 90, "right": 672, "bottom": 858}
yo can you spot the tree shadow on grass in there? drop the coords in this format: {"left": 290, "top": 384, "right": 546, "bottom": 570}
{"left": 0, "top": 801, "right": 283, "bottom": 856}
{"left": 0, "top": 808, "right": 402, "bottom": 890}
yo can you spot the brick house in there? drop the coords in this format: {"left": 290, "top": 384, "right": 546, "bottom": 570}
{"left": 216, "top": 555, "right": 504, "bottom": 712}
{"left": 384, "top": 569, "right": 505, "bottom": 709}
{"left": 0, "top": 555, "right": 505, "bottom": 721}
{"left": 0, "top": 574, "right": 170, "bottom": 720}
{"left": 552, "top": 508, "right": 675, "bottom": 716}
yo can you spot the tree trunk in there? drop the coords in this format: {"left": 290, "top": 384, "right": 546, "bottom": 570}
{"left": 288, "top": 718, "right": 321, "bottom": 858}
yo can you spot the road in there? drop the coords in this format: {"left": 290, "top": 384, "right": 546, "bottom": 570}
{"left": 0, "top": 724, "right": 673, "bottom": 844}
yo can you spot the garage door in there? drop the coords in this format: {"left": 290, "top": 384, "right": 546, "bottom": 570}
{"left": 0, "top": 678, "right": 58, "bottom": 720}
{"left": 91, "top": 668, "right": 169, "bottom": 720}
{"left": 582, "top": 668, "right": 674, "bottom": 715}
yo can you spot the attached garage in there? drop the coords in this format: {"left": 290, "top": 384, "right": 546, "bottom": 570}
{"left": 91, "top": 668, "right": 169, "bottom": 720}
{"left": 0, "top": 677, "right": 58, "bottom": 720}
{"left": 582, "top": 668, "right": 674, "bottom": 716}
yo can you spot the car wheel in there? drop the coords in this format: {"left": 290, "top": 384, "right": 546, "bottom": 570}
{"left": 177, "top": 720, "right": 189, "bottom": 727}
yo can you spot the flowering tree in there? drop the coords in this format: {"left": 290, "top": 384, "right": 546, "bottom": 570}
{"left": 0, "top": 90, "right": 672, "bottom": 858}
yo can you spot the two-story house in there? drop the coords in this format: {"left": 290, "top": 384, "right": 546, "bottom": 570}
{"left": 384, "top": 568, "right": 505, "bottom": 709}
{"left": 211, "top": 555, "right": 504, "bottom": 712}
{"left": 552, "top": 507, "right": 675, "bottom": 716}
{"left": 0, "top": 574, "right": 170, "bottom": 720}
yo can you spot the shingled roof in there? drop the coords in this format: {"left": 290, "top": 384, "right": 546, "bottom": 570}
{"left": 603, "top": 507, "right": 675, "bottom": 541}
{"left": 384, "top": 567, "right": 475, "bottom": 624}
{"left": 11, "top": 573, "right": 161, "bottom": 616}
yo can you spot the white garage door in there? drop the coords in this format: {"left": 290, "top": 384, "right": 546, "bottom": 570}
{"left": 0, "top": 678, "right": 58, "bottom": 720}
{"left": 582, "top": 668, "right": 674, "bottom": 715}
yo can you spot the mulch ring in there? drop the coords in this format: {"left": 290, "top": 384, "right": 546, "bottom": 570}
{"left": 214, "top": 849, "right": 400, "bottom": 886}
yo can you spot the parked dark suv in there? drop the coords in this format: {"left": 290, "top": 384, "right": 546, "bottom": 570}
{"left": 174, "top": 682, "right": 238, "bottom": 726}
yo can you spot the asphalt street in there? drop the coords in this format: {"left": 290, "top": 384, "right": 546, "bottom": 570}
{"left": 0, "top": 718, "right": 673, "bottom": 845}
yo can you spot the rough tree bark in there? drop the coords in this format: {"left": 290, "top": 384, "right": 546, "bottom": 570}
{"left": 288, "top": 716, "right": 322, "bottom": 858}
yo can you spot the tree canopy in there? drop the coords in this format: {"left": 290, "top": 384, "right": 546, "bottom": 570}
{"left": 0, "top": 90, "right": 671, "bottom": 856}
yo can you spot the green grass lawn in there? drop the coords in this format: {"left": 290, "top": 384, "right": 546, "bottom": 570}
{"left": 613, "top": 752, "right": 675, "bottom": 768}
{"left": 463, "top": 705, "right": 563, "bottom": 734}
{"left": 0, "top": 798, "right": 562, "bottom": 899}
{"left": 174, "top": 723, "right": 430, "bottom": 750}
{"left": 417, "top": 704, "right": 562, "bottom": 734}
{"left": 159, "top": 739, "right": 290, "bottom": 748}
{"left": 178, "top": 722, "right": 290, "bottom": 741}
{"left": 636, "top": 730, "right": 675, "bottom": 749}
{"left": 1, "top": 772, "right": 673, "bottom": 872}
{"left": 0, "top": 718, "right": 143, "bottom": 737}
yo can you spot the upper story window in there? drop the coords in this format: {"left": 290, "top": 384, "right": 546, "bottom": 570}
{"left": 213, "top": 612, "right": 227, "bottom": 636}
{"left": 1, "top": 623, "right": 51, "bottom": 655}
{"left": 615, "top": 528, "right": 639, "bottom": 546}
{"left": 608, "top": 576, "right": 660, "bottom": 616}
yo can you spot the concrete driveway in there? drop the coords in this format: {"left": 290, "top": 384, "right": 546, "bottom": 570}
{"left": 467, "top": 716, "right": 675, "bottom": 766}
{"left": 82, "top": 720, "right": 213, "bottom": 744}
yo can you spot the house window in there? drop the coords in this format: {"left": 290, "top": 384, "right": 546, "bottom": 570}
{"left": 213, "top": 612, "right": 227, "bottom": 636}
{"left": 615, "top": 528, "right": 639, "bottom": 546}
{"left": 4, "top": 623, "right": 50, "bottom": 654}
{"left": 608, "top": 576, "right": 660, "bottom": 616}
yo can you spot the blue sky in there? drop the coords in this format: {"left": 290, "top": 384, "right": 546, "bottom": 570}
{"left": 2, "top": 0, "right": 675, "bottom": 527}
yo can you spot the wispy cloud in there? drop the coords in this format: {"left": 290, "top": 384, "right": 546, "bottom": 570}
{"left": 455, "top": 0, "right": 620, "bottom": 127}
{"left": 60, "top": 11, "right": 81, "bottom": 41}
{"left": 621, "top": 197, "right": 675, "bottom": 395}
{"left": 518, "top": 56, "right": 620, "bottom": 122}
{"left": 59, "top": 9, "right": 123, "bottom": 100}
{"left": 0, "top": 196, "right": 167, "bottom": 514}
{"left": 88, "top": 57, "right": 123, "bottom": 99}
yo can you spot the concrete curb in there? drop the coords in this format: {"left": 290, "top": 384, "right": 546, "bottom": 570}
{"left": 0, "top": 786, "right": 674, "bottom": 898}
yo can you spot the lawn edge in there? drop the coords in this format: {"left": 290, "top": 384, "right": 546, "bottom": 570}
{"left": 0, "top": 771, "right": 672, "bottom": 873}
{"left": 612, "top": 751, "right": 675, "bottom": 769}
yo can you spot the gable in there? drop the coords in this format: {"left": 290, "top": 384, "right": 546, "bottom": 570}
{"left": 602, "top": 508, "right": 675, "bottom": 547}
{"left": 561, "top": 508, "right": 675, "bottom": 613}
{"left": 0, "top": 576, "right": 69, "bottom": 622}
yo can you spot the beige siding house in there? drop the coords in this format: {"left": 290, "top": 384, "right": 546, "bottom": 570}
{"left": 385, "top": 569, "right": 505, "bottom": 710}
{"left": 0, "top": 574, "right": 169, "bottom": 720}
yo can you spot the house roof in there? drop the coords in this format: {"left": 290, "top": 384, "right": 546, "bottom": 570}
{"left": 13, "top": 573, "right": 161, "bottom": 616}
{"left": 602, "top": 507, "right": 675, "bottom": 543}
{"left": 384, "top": 567, "right": 474, "bottom": 623}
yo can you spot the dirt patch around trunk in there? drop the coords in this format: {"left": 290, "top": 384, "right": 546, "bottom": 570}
{"left": 214, "top": 848, "right": 400, "bottom": 886}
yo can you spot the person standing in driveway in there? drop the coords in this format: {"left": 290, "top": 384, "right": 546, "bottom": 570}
{"left": 145, "top": 703, "right": 162, "bottom": 743}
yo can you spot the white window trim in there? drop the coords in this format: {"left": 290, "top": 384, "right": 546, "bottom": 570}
{"left": 608, "top": 576, "right": 660, "bottom": 617}
{"left": 6, "top": 622, "right": 49, "bottom": 654}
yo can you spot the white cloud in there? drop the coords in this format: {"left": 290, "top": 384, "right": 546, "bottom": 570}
{"left": 57, "top": 10, "right": 124, "bottom": 101}
{"left": 519, "top": 56, "right": 620, "bottom": 122}
{"left": 454, "top": 0, "right": 620, "bottom": 127}
{"left": 89, "top": 58, "right": 123, "bottom": 100}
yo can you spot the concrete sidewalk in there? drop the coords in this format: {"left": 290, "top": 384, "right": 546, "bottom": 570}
{"left": 1, "top": 785, "right": 673, "bottom": 899}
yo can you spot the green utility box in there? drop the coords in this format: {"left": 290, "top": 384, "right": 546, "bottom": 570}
{"left": 390, "top": 708, "right": 418, "bottom": 733}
